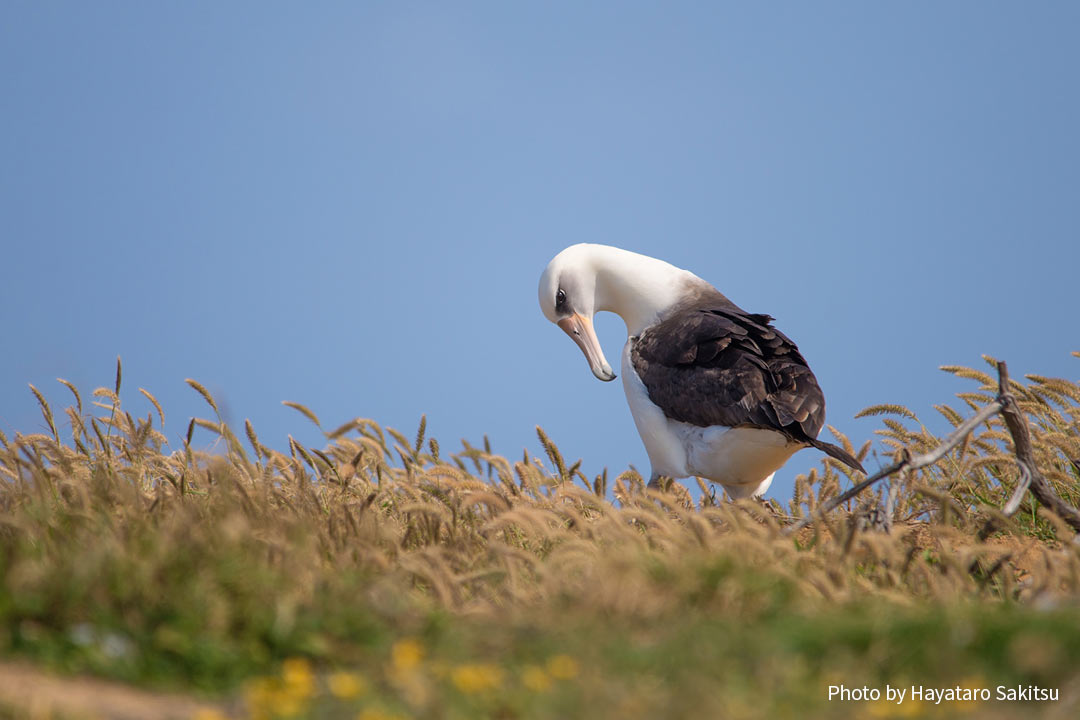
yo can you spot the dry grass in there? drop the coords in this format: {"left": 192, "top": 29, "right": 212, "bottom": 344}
{"left": 1, "top": 354, "right": 1079, "bottom": 719}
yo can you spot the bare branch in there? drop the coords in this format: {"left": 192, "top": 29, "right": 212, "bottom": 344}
{"left": 786, "top": 396, "right": 1003, "bottom": 535}
{"left": 994, "top": 361, "right": 1080, "bottom": 533}
{"left": 788, "top": 359, "right": 1080, "bottom": 538}
{"left": 1001, "top": 460, "right": 1032, "bottom": 517}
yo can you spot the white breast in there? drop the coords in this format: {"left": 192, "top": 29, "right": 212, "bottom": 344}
{"left": 621, "top": 341, "right": 802, "bottom": 499}
{"left": 621, "top": 341, "right": 690, "bottom": 478}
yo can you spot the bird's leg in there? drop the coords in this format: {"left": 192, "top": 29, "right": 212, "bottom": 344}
{"left": 647, "top": 473, "right": 673, "bottom": 492}
{"left": 755, "top": 495, "right": 783, "bottom": 518}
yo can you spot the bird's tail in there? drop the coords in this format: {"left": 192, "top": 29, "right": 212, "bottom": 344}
{"left": 807, "top": 438, "right": 865, "bottom": 474}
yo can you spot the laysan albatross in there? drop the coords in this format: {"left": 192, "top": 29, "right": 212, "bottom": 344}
{"left": 538, "top": 244, "right": 864, "bottom": 499}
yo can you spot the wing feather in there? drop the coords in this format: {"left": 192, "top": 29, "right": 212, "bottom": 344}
{"left": 631, "top": 297, "right": 865, "bottom": 473}
{"left": 631, "top": 300, "right": 828, "bottom": 446}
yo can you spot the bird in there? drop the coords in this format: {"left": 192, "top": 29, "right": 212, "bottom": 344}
{"left": 538, "top": 243, "right": 864, "bottom": 499}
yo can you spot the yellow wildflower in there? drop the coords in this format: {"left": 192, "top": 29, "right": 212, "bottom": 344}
{"left": 191, "top": 709, "right": 228, "bottom": 720}
{"left": 274, "top": 692, "right": 304, "bottom": 718}
{"left": 391, "top": 638, "right": 424, "bottom": 672}
{"left": 357, "top": 709, "right": 409, "bottom": 720}
{"left": 328, "top": 671, "right": 368, "bottom": 700}
{"left": 451, "top": 663, "right": 504, "bottom": 694}
{"left": 244, "top": 677, "right": 280, "bottom": 720}
{"left": 281, "top": 657, "right": 316, "bottom": 698}
{"left": 521, "top": 665, "right": 552, "bottom": 692}
{"left": 546, "top": 655, "right": 579, "bottom": 680}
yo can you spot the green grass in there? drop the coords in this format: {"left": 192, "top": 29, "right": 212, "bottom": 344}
{"left": 1, "top": 355, "right": 1079, "bottom": 718}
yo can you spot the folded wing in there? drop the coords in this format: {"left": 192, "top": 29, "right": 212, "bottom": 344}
{"left": 630, "top": 299, "right": 864, "bottom": 473}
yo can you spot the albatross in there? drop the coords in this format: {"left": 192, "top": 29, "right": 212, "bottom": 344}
{"left": 538, "top": 244, "right": 864, "bottom": 499}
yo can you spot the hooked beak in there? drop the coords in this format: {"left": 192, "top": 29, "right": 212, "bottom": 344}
{"left": 557, "top": 313, "right": 616, "bottom": 382}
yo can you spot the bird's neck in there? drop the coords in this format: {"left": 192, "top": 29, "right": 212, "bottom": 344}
{"left": 591, "top": 248, "right": 702, "bottom": 336}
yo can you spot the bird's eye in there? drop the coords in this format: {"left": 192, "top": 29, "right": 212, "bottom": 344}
{"left": 555, "top": 289, "right": 566, "bottom": 310}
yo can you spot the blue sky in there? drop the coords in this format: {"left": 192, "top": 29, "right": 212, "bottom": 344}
{"left": 2, "top": 2, "right": 1077, "bottom": 500}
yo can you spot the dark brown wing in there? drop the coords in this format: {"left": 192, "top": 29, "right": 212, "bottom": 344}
{"left": 630, "top": 298, "right": 864, "bottom": 473}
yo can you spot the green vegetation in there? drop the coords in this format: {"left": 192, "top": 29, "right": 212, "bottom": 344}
{"left": 1, "top": 354, "right": 1079, "bottom": 719}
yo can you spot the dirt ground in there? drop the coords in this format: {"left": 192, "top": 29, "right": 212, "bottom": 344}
{"left": 0, "top": 661, "right": 228, "bottom": 720}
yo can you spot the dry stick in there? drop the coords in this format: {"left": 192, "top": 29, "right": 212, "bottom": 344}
{"left": 787, "top": 360, "right": 1080, "bottom": 537}
{"left": 1001, "top": 461, "right": 1033, "bottom": 517}
{"left": 785, "top": 397, "right": 1003, "bottom": 535}
{"left": 883, "top": 483, "right": 899, "bottom": 534}
{"left": 993, "top": 361, "right": 1080, "bottom": 533}
{"left": 975, "top": 460, "right": 1031, "bottom": 542}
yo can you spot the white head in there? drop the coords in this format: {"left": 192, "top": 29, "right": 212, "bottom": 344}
{"left": 538, "top": 244, "right": 702, "bottom": 382}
